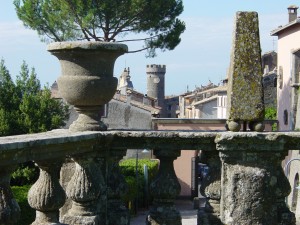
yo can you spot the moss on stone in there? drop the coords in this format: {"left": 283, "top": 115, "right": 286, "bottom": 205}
{"left": 227, "top": 11, "right": 264, "bottom": 122}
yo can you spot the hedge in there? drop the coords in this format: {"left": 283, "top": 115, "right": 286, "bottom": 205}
{"left": 12, "top": 185, "right": 35, "bottom": 225}
{"left": 119, "top": 158, "right": 159, "bottom": 209}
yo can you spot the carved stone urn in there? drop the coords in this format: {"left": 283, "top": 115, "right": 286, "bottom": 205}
{"left": 47, "top": 41, "right": 128, "bottom": 131}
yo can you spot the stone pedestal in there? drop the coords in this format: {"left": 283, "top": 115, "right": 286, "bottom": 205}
{"left": 216, "top": 133, "right": 296, "bottom": 225}
{"left": 147, "top": 149, "right": 181, "bottom": 225}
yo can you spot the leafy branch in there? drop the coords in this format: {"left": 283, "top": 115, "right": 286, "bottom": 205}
{"left": 14, "top": 0, "right": 185, "bottom": 57}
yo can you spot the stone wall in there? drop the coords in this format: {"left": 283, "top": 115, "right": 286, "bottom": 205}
{"left": 1, "top": 130, "right": 299, "bottom": 225}
{"left": 102, "top": 99, "right": 152, "bottom": 130}
{"left": 65, "top": 99, "right": 152, "bottom": 130}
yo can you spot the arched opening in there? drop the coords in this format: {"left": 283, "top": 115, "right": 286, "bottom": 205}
{"left": 292, "top": 173, "right": 299, "bottom": 212}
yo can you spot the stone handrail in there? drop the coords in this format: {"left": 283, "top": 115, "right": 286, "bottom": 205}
{"left": 0, "top": 129, "right": 300, "bottom": 224}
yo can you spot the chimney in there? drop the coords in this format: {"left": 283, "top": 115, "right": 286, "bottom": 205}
{"left": 288, "top": 5, "right": 299, "bottom": 22}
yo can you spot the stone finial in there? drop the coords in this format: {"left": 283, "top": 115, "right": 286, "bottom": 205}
{"left": 226, "top": 11, "right": 265, "bottom": 132}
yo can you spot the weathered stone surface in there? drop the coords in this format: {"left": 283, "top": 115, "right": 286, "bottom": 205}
{"left": 216, "top": 132, "right": 296, "bottom": 225}
{"left": 0, "top": 166, "right": 20, "bottom": 225}
{"left": 147, "top": 149, "right": 182, "bottom": 225}
{"left": 0, "top": 130, "right": 300, "bottom": 224}
{"left": 61, "top": 156, "right": 105, "bottom": 225}
{"left": 227, "top": 11, "right": 264, "bottom": 129}
{"left": 28, "top": 160, "right": 66, "bottom": 225}
{"left": 59, "top": 159, "right": 75, "bottom": 218}
{"left": 0, "top": 130, "right": 217, "bottom": 166}
{"left": 48, "top": 41, "right": 128, "bottom": 132}
{"left": 106, "top": 149, "right": 130, "bottom": 225}
{"left": 198, "top": 150, "right": 222, "bottom": 225}
{"left": 221, "top": 163, "right": 273, "bottom": 224}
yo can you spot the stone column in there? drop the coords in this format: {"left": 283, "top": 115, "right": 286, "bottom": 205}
{"left": 216, "top": 133, "right": 296, "bottom": 225}
{"left": 147, "top": 149, "right": 181, "bottom": 225}
{"left": 0, "top": 166, "right": 20, "bottom": 225}
{"left": 62, "top": 155, "right": 105, "bottom": 225}
{"left": 106, "top": 149, "right": 130, "bottom": 225}
{"left": 28, "top": 160, "right": 66, "bottom": 225}
{"left": 198, "top": 150, "right": 222, "bottom": 225}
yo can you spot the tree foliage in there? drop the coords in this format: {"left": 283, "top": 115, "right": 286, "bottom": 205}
{"left": 14, "top": 0, "right": 186, "bottom": 57}
{"left": 264, "top": 107, "right": 277, "bottom": 120}
{"left": 0, "top": 59, "right": 69, "bottom": 136}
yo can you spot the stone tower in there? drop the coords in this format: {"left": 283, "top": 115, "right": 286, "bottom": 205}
{"left": 146, "top": 64, "right": 166, "bottom": 117}
{"left": 117, "top": 67, "right": 133, "bottom": 95}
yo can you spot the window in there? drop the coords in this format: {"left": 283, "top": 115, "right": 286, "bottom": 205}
{"left": 284, "top": 110, "right": 288, "bottom": 125}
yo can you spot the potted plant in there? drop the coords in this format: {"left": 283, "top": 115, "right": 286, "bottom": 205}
{"left": 14, "top": 0, "right": 185, "bottom": 131}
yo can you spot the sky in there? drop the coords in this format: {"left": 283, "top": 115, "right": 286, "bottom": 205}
{"left": 0, "top": 1, "right": 297, "bottom": 96}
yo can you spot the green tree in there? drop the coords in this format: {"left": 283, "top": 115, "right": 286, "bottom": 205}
{"left": 264, "top": 106, "right": 277, "bottom": 131}
{"left": 0, "top": 60, "right": 20, "bottom": 136}
{"left": 0, "top": 60, "right": 69, "bottom": 136}
{"left": 264, "top": 107, "right": 277, "bottom": 120}
{"left": 14, "top": 0, "right": 185, "bottom": 57}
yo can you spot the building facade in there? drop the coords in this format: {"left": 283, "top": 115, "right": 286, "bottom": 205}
{"left": 178, "top": 81, "right": 227, "bottom": 120}
{"left": 271, "top": 5, "right": 300, "bottom": 220}
{"left": 271, "top": 5, "right": 300, "bottom": 131}
{"left": 262, "top": 51, "right": 278, "bottom": 109}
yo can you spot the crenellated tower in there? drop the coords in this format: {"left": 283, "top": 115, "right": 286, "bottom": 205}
{"left": 146, "top": 64, "right": 166, "bottom": 117}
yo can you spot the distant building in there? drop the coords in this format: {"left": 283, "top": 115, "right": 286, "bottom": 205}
{"left": 50, "top": 81, "right": 60, "bottom": 99}
{"left": 271, "top": 5, "right": 300, "bottom": 131}
{"left": 164, "top": 95, "right": 180, "bottom": 118}
{"left": 51, "top": 66, "right": 161, "bottom": 130}
{"left": 271, "top": 5, "right": 300, "bottom": 219}
{"left": 178, "top": 80, "right": 227, "bottom": 119}
{"left": 117, "top": 67, "right": 133, "bottom": 95}
{"left": 262, "top": 51, "right": 278, "bottom": 108}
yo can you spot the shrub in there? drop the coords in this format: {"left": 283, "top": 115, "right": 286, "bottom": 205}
{"left": 12, "top": 185, "right": 35, "bottom": 225}
{"left": 11, "top": 162, "right": 39, "bottom": 186}
{"left": 264, "top": 107, "right": 277, "bottom": 131}
{"left": 119, "top": 158, "right": 159, "bottom": 209}
{"left": 119, "top": 158, "right": 159, "bottom": 181}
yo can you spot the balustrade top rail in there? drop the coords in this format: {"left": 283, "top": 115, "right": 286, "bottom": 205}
{"left": 0, "top": 129, "right": 300, "bottom": 166}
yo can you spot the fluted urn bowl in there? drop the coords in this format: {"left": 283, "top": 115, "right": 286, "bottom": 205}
{"left": 47, "top": 41, "right": 128, "bottom": 131}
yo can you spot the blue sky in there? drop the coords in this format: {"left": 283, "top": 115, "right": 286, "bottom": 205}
{"left": 0, "top": 1, "right": 296, "bottom": 95}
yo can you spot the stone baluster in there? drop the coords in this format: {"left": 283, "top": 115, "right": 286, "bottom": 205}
{"left": 216, "top": 134, "right": 296, "bottom": 225}
{"left": 0, "top": 166, "right": 20, "bottom": 225}
{"left": 198, "top": 150, "right": 222, "bottom": 225}
{"left": 275, "top": 161, "right": 296, "bottom": 224}
{"left": 28, "top": 159, "right": 66, "bottom": 225}
{"left": 106, "top": 149, "right": 129, "bottom": 225}
{"left": 62, "top": 155, "right": 105, "bottom": 225}
{"left": 147, "top": 149, "right": 181, "bottom": 225}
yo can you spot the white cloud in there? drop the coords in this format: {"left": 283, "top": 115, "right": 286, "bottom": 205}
{"left": 0, "top": 21, "right": 38, "bottom": 42}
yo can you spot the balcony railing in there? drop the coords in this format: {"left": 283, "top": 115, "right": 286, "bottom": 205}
{"left": 0, "top": 129, "right": 299, "bottom": 225}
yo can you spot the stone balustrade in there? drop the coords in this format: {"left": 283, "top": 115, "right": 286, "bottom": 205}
{"left": 0, "top": 129, "right": 299, "bottom": 225}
